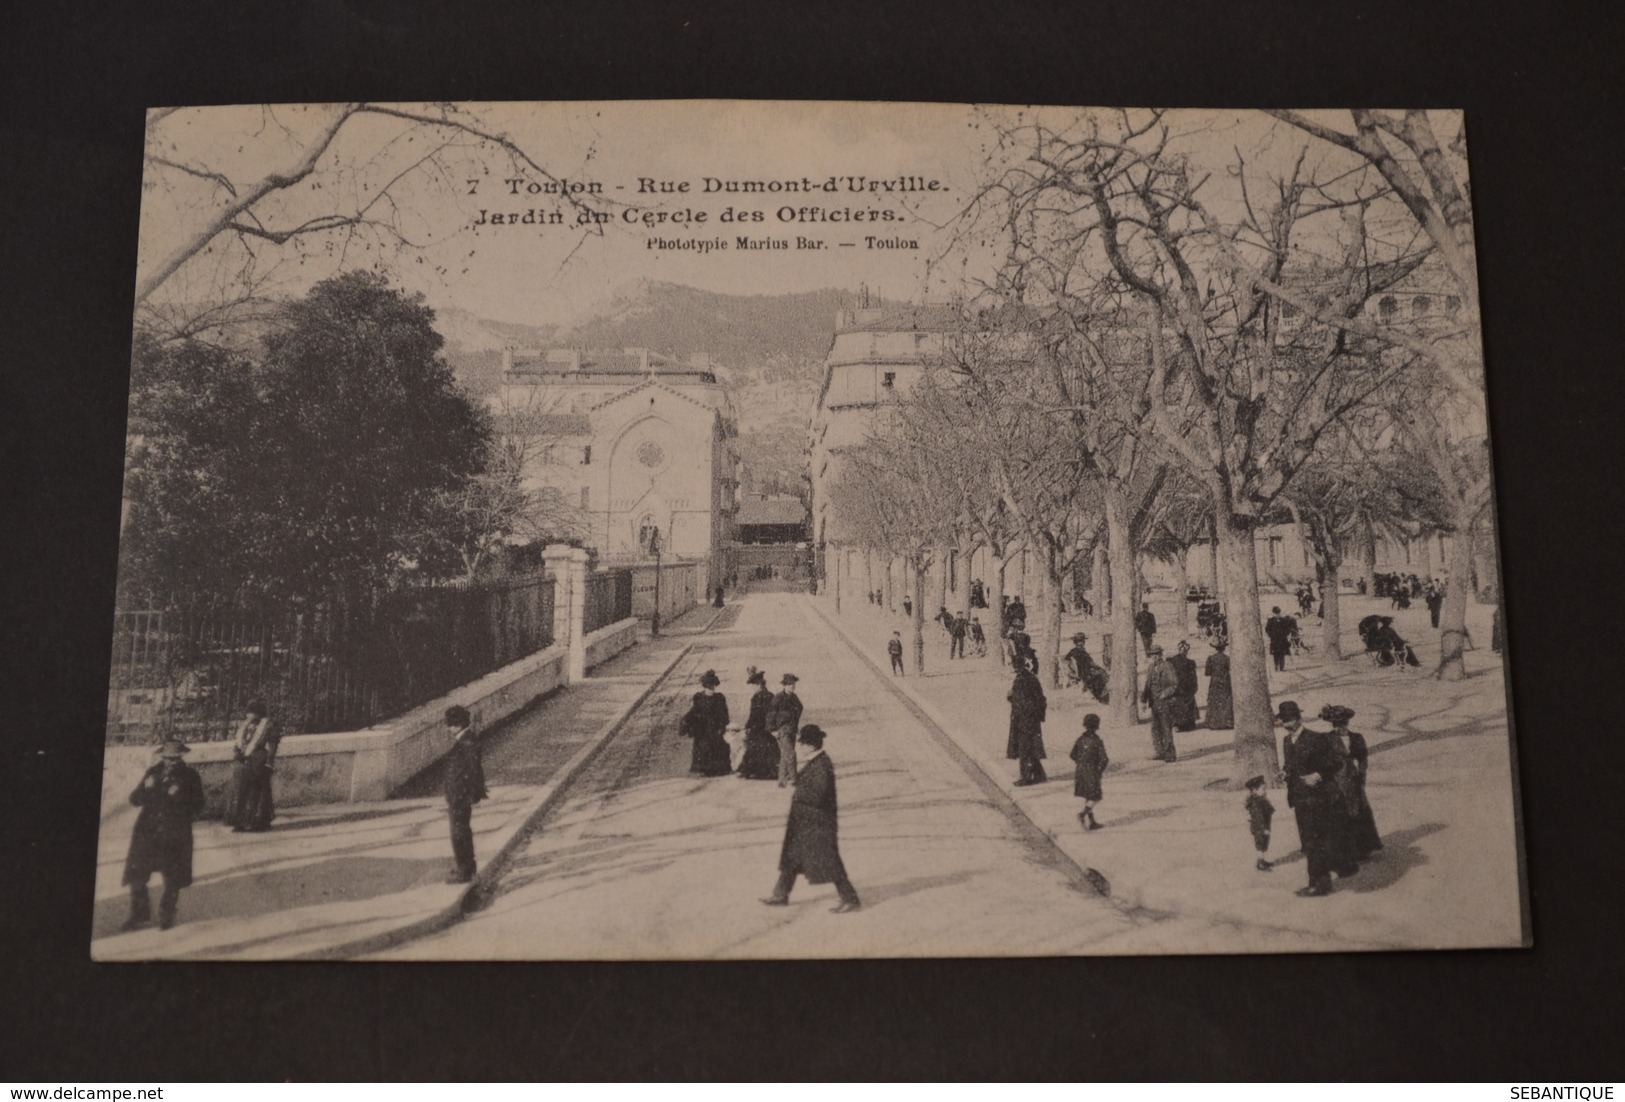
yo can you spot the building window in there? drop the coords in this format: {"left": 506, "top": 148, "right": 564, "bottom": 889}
{"left": 1445, "top": 295, "right": 1462, "bottom": 314}
{"left": 582, "top": 445, "right": 592, "bottom": 465}
{"left": 580, "top": 486, "right": 590, "bottom": 510}
{"left": 882, "top": 371, "right": 895, "bottom": 389}
{"left": 1412, "top": 295, "right": 1432, "bottom": 317}
{"left": 1378, "top": 295, "right": 1399, "bottom": 321}
{"left": 1267, "top": 536, "right": 1283, "bottom": 567}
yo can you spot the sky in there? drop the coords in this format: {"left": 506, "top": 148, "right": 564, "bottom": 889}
{"left": 136, "top": 103, "right": 1467, "bottom": 328}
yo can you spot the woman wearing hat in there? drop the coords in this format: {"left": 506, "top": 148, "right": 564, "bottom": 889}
{"left": 1320, "top": 704, "right": 1383, "bottom": 861}
{"left": 681, "top": 670, "right": 732, "bottom": 776}
{"left": 736, "top": 667, "right": 780, "bottom": 780}
{"left": 1006, "top": 656, "right": 1049, "bottom": 785}
{"left": 121, "top": 738, "right": 206, "bottom": 931}
{"left": 1204, "top": 639, "right": 1234, "bottom": 729}
{"left": 226, "top": 698, "right": 281, "bottom": 832}
{"left": 1278, "top": 700, "right": 1354, "bottom": 896}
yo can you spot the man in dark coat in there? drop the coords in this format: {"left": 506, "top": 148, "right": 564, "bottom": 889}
{"left": 1278, "top": 700, "right": 1352, "bottom": 897}
{"left": 1264, "top": 607, "right": 1295, "bottom": 672}
{"left": 1006, "top": 662, "right": 1048, "bottom": 785}
{"left": 737, "top": 668, "right": 779, "bottom": 779}
{"left": 761, "top": 725, "right": 861, "bottom": 913}
{"left": 226, "top": 698, "right": 281, "bottom": 833}
{"left": 1141, "top": 645, "right": 1180, "bottom": 762}
{"left": 1135, "top": 602, "right": 1157, "bottom": 654}
{"left": 1168, "top": 640, "right": 1200, "bottom": 732}
{"left": 887, "top": 631, "right": 905, "bottom": 676}
{"left": 948, "top": 613, "right": 968, "bottom": 659}
{"left": 767, "top": 673, "right": 804, "bottom": 788}
{"left": 1426, "top": 583, "right": 1445, "bottom": 629}
{"left": 443, "top": 705, "right": 487, "bottom": 884}
{"left": 122, "top": 738, "right": 207, "bottom": 931}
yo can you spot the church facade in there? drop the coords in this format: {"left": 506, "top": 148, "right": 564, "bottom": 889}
{"left": 498, "top": 348, "right": 740, "bottom": 593}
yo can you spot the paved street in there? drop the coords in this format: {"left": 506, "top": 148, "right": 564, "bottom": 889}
{"left": 375, "top": 591, "right": 1192, "bottom": 960}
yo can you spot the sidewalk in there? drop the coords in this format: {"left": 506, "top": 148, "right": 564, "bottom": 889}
{"left": 90, "top": 606, "right": 722, "bottom": 961}
{"left": 814, "top": 593, "right": 1525, "bottom": 953}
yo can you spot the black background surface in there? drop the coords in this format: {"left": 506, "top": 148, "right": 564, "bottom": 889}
{"left": 1, "top": 0, "right": 1620, "bottom": 1081}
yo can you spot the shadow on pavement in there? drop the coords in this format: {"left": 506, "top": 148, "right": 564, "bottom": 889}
{"left": 1339, "top": 821, "right": 1444, "bottom": 893}
{"left": 91, "top": 853, "right": 448, "bottom": 941}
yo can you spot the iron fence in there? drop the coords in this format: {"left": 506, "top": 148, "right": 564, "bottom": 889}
{"left": 107, "top": 573, "right": 556, "bottom": 745}
{"left": 582, "top": 569, "right": 633, "bottom": 635}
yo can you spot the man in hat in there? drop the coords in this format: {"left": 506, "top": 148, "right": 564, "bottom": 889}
{"left": 767, "top": 673, "right": 804, "bottom": 788}
{"left": 1135, "top": 602, "right": 1158, "bottom": 655}
{"left": 1141, "top": 644, "right": 1180, "bottom": 762}
{"left": 1277, "top": 700, "right": 1347, "bottom": 897}
{"left": 761, "top": 724, "right": 862, "bottom": 913}
{"left": 1265, "top": 606, "right": 1296, "bottom": 672}
{"left": 122, "top": 738, "right": 206, "bottom": 931}
{"left": 226, "top": 698, "right": 281, "bottom": 833}
{"left": 442, "top": 705, "right": 487, "bottom": 884}
{"left": 1063, "top": 632, "right": 1107, "bottom": 703}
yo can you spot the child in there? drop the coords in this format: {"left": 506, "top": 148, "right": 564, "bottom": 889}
{"left": 887, "top": 631, "right": 905, "bottom": 676}
{"left": 1245, "top": 774, "right": 1275, "bottom": 871}
{"left": 1070, "top": 713, "right": 1109, "bottom": 830}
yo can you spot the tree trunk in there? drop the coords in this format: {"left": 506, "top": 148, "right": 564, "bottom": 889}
{"left": 992, "top": 546, "right": 1009, "bottom": 666}
{"left": 1418, "top": 534, "right": 1434, "bottom": 579}
{"left": 958, "top": 536, "right": 975, "bottom": 610}
{"left": 1319, "top": 552, "right": 1343, "bottom": 660}
{"left": 1172, "top": 553, "right": 1191, "bottom": 632}
{"left": 911, "top": 553, "right": 928, "bottom": 674}
{"left": 1207, "top": 526, "right": 1220, "bottom": 598}
{"left": 1436, "top": 519, "right": 1474, "bottom": 681}
{"left": 1355, "top": 516, "right": 1376, "bottom": 593}
{"left": 864, "top": 549, "right": 873, "bottom": 605}
{"left": 1044, "top": 545, "right": 1065, "bottom": 689}
{"left": 936, "top": 546, "right": 949, "bottom": 617}
{"left": 1092, "top": 544, "right": 1110, "bottom": 618}
{"left": 1104, "top": 495, "right": 1141, "bottom": 727}
{"left": 883, "top": 554, "right": 894, "bottom": 612}
{"left": 1218, "top": 514, "right": 1280, "bottom": 785}
{"left": 832, "top": 543, "right": 842, "bottom": 613}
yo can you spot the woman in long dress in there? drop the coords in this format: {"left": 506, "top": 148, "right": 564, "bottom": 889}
{"left": 682, "top": 670, "right": 732, "bottom": 776}
{"left": 1203, "top": 641, "right": 1234, "bottom": 729}
{"left": 736, "top": 667, "right": 780, "bottom": 779}
{"left": 1320, "top": 704, "right": 1383, "bottom": 860}
{"left": 1006, "top": 662, "right": 1048, "bottom": 785}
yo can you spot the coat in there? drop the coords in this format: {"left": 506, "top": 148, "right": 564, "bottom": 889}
{"left": 1265, "top": 615, "right": 1296, "bottom": 656}
{"left": 766, "top": 689, "right": 803, "bottom": 736}
{"left": 1335, "top": 729, "right": 1383, "bottom": 858}
{"left": 444, "top": 731, "right": 488, "bottom": 809}
{"left": 1006, "top": 670, "right": 1048, "bottom": 760}
{"left": 1168, "top": 653, "right": 1199, "bottom": 729}
{"left": 1282, "top": 725, "right": 1354, "bottom": 880}
{"left": 737, "top": 687, "right": 780, "bottom": 779}
{"left": 1069, "top": 731, "right": 1108, "bottom": 800}
{"left": 123, "top": 760, "right": 206, "bottom": 888}
{"left": 1142, "top": 657, "right": 1179, "bottom": 707}
{"left": 682, "top": 691, "right": 732, "bottom": 775}
{"left": 778, "top": 751, "right": 848, "bottom": 884}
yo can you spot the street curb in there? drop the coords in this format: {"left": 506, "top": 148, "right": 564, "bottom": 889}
{"left": 294, "top": 639, "right": 700, "bottom": 960}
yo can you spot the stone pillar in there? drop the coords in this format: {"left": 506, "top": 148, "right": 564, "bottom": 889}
{"left": 544, "top": 544, "right": 589, "bottom": 682}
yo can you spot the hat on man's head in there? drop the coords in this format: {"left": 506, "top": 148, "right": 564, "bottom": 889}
{"left": 796, "top": 723, "right": 826, "bottom": 747}
{"left": 1071, "top": 633, "right": 1087, "bottom": 643}
{"left": 781, "top": 673, "right": 799, "bottom": 685}
{"left": 1275, "top": 700, "right": 1301, "bottom": 722}
{"left": 444, "top": 705, "right": 471, "bottom": 727}
{"left": 746, "top": 668, "right": 766, "bottom": 686}
{"left": 1177, "top": 640, "right": 1190, "bottom": 651}
{"left": 245, "top": 698, "right": 269, "bottom": 717}
{"left": 158, "top": 738, "right": 191, "bottom": 758}
{"left": 1245, "top": 775, "right": 1267, "bottom": 791}
{"left": 1319, "top": 704, "right": 1355, "bottom": 725}
{"left": 699, "top": 669, "right": 721, "bottom": 688}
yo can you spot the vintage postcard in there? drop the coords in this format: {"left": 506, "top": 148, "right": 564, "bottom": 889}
{"left": 95, "top": 102, "right": 1523, "bottom": 960}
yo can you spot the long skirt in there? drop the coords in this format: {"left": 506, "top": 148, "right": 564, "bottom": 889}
{"left": 737, "top": 731, "right": 781, "bottom": 779}
{"left": 1294, "top": 797, "right": 1356, "bottom": 881}
{"left": 689, "top": 730, "right": 732, "bottom": 776}
{"left": 1205, "top": 681, "right": 1234, "bottom": 729}
{"left": 227, "top": 758, "right": 274, "bottom": 830}
{"left": 1347, "top": 785, "right": 1383, "bottom": 859}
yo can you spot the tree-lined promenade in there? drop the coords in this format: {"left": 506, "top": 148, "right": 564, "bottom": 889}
{"left": 822, "top": 109, "right": 1497, "bottom": 783}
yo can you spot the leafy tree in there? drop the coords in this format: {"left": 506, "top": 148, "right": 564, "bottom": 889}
{"left": 119, "top": 272, "right": 490, "bottom": 607}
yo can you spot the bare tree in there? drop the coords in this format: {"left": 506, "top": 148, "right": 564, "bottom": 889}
{"left": 136, "top": 103, "right": 605, "bottom": 324}
{"left": 972, "top": 110, "right": 1429, "bottom": 780}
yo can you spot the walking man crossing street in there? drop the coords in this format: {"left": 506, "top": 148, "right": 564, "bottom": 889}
{"left": 761, "top": 725, "right": 862, "bottom": 913}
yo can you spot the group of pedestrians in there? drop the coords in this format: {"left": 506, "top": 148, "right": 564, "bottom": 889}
{"left": 1270, "top": 700, "right": 1384, "bottom": 896}
{"left": 677, "top": 664, "right": 860, "bottom": 913}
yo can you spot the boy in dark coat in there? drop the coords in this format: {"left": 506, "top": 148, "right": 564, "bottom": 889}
{"left": 122, "top": 738, "right": 207, "bottom": 931}
{"left": 887, "top": 631, "right": 905, "bottom": 676}
{"left": 1245, "top": 775, "right": 1275, "bottom": 871}
{"left": 1069, "top": 713, "right": 1109, "bottom": 830}
{"left": 443, "top": 705, "right": 487, "bottom": 884}
{"left": 760, "top": 725, "right": 861, "bottom": 913}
